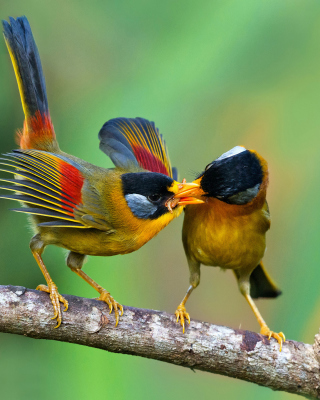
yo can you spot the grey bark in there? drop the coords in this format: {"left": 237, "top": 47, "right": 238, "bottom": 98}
{"left": 0, "top": 284, "right": 319, "bottom": 398}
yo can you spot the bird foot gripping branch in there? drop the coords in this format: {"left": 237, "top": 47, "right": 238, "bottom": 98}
{"left": 260, "top": 325, "right": 285, "bottom": 352}
{"left": 1, "top": 16, "right": 202, "bottom": 330}
{"left": 96, "top": 290, "right": 123, "bottom": 327}
{"left": 36, "top": 283, "right": 68, "bottom": 328}
{"left": 1, "top": 16, "right": 286, "bottom": 350}
{"left": 175, "top": 304, "right": 190, "bottom": 334}
{"left": 171, "top": 147, "right": 285, "bottom": 352}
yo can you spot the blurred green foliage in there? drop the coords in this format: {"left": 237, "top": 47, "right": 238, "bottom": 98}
{"left": 0, "top": 1, "right": 319, "bottom": 398}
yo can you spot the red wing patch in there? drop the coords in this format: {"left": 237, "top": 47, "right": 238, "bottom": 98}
{"left": 118, "top": 118, "right": 172, "bottom": 177}
{"left": 106, "top": 117, "right": 174, "bottom": 177}
{"left": 131, "top": 146, "right": 170, "bottom": 176}
{"left": 0, "top": 149, "right": 87, "bottom": 228}
{"left": 59, "top": 161, "right": 84, "bottom": 205}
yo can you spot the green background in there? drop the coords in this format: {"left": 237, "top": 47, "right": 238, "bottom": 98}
{"left": 0, "top": 1, "right": 319, "bottom": 399}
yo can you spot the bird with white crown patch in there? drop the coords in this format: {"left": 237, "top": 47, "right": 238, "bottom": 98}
{"left": 172, "top": 146, "right": 285, "bottom": 351}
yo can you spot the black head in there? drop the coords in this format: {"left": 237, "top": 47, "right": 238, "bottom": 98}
{"left": 121, "top": 172, "right": 177, "bottom": 219}
{"left": 198, "top": 146, "right": 264, "bottom": 205}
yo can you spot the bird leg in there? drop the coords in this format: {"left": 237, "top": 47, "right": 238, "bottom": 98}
{"left": 175, "top": 285, "right": 193, "bottom": 333}
{"left": 239, "top": 276, "right": 286, "bottom": 351}
{"left": 72, "top": 269, "right": 123, "bottom": 326}
{"left": 245, "top": 293, "right": 285, "bottom": 350}
{"left": 66, "top": 252, "right": 123, "bottom": 326}
{"left": 30, "top": 235, "right": 68, "bottom": 328}
{"left": 175, "top": 259, "right": 200, "bottom": 333}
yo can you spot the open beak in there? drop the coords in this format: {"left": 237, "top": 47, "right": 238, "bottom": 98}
{"left": 166, "top": 180, "right": 205, "bottom": 213}
{"left": 174, "top": 181, "right": 205, "bottom": 205}
{"left": 176, "top": 196, "right": 204, "bottom": 205}
{"left": 174, "top": 179, "right": 205, "bottom": 205}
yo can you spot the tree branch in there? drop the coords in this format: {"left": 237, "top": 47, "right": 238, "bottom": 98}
{"left": 0, "top": 284, "right": 319, "bottom": 398}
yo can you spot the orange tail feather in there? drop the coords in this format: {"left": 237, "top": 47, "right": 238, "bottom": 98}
{"left": 17, "top": 111, "right": 57, "bottom": 151}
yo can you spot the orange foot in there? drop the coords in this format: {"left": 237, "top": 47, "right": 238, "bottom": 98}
{"left": 175, "top": 303, "right": 190, "bottom": 334}
{"left": 36, "top": 282, "right": 68, "bottom": 328}
{"left": 260, "top": 324, "right": 285, "bottom": 351}
{"left": 96, "top": 289, "right": 123, "bottom": 327}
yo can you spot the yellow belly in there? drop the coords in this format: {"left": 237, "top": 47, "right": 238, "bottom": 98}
{"left": 36, "top": 201, "right": 183, "bottom": 257}
{"left": 182, "top": 199, "right": 270, "bottom": 270}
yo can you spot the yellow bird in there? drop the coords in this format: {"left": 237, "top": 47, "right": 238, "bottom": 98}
{"left": 0, "top": 16, "right": 200, "bottom": 327}
{"left": 173, "top": 146, "right": 285, "bottom": 350}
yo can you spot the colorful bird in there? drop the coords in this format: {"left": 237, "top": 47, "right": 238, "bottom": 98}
{"left": 0, "top": 16, "right": 201, "bottom": 328}
{"left": 173, "top": 146, "right": 285, "bottom": 350}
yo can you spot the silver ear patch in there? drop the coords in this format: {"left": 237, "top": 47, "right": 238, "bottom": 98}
{"left": 227, "top": 183, "right": 260, "bottom": 205}
{"left": 216, "top": 146, "right": 246, "bottom": 161}
{"left": 125, "top": 194, "right": 157, "bottom": 219}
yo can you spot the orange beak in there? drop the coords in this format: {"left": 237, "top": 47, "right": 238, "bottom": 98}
{"left": 166, "top": 179, "right": 205, "bottom": 213}
{"left": 174, "top": 179, "right": 205, "bottom": 206}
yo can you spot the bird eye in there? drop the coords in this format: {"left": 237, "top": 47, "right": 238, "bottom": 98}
{"left": 147, "top": 194, "right": 161, "bottom": 203}
{"left": 205, "top": 163, "right": 212, "bottom": 171}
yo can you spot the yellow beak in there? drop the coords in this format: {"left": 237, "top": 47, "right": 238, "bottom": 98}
{"left": 173, "top": 180, "right": 205, "bottom": 206}
{"left": 166, "top": 180, "right": 204, "bottom": 212}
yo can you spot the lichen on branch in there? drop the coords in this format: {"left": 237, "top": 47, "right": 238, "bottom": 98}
{"left": 0, "top": 285, "right": 319, "bottom": 398}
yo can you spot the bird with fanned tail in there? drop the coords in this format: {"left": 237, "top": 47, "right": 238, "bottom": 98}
{"left": 0, "top": 16, "right": 201, "bottom": 328}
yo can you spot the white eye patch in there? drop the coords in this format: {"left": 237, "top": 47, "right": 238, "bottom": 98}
{"left": 216, "top": 146, "right": 246, "bottom": 162}
{"left": 125, "top": 194, "right": 157, "bottom": 219}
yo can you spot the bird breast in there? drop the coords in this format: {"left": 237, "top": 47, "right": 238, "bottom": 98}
{"left": 182, "top": 199, "right": 270, "bottom": 270}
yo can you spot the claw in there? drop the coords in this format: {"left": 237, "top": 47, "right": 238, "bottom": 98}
{"left": 36, "top": 282, "right": 68, "bottom": 328}
{"left": 175, "top": 303, "right": 190, "bottom": 334}
{"left": 96, "top": 289, "right": 123, "bottom": 327}
{"left": 260, "top": 325, "right": 285, "bottom": 352}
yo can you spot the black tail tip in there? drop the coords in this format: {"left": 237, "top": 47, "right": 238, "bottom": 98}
{"left": 251, "top": 288, "right": 282, "bottom": 299}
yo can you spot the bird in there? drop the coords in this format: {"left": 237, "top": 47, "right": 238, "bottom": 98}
{"left": 173, "top": 145, "right": 285, "bottom": 350}
{"left": 0, "top": 16, "right": 201, "bottom": 328}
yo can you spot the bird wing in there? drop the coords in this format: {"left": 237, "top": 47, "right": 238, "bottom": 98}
{"left": 98, "top": 117, "right": 177, "bottom": 179}
{"left": 0, "top": 149, "right": 113, "bottom": 231}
